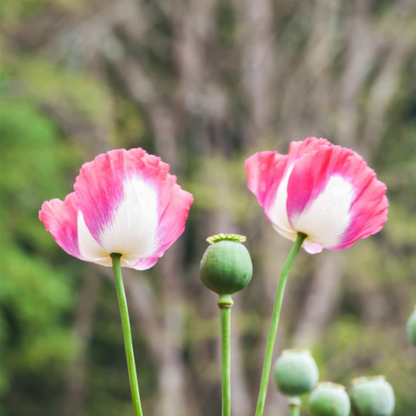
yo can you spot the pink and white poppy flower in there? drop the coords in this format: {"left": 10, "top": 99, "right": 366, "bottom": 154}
{"left": 40, "top": 148, "right": 193, "bottom": 270}
{"left": 245, "top": 137, "right": 388, "bottom": 254}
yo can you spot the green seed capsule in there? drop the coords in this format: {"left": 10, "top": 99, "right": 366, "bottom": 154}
{"left": 406, "top": 307, "right": 416, "bottom": 347}
{"left": 349, "top": 376, "right": 395, "bottom": 416}
{"left": 308, "top": 382, "right": 351, "bottom": 416}
{"left": 200, "top": 234, "right": 253, "bottom": 304}
{"left": 273, "top": 349, "right": 319, "bottom": 396}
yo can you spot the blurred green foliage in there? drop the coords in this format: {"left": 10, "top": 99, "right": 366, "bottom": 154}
{"left": 0, "top": 99, "right": 77, "bottom": 415}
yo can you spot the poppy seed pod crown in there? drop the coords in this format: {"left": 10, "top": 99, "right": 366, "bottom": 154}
{"left": 199, "top": 234, "right": 253, "bottom": 306}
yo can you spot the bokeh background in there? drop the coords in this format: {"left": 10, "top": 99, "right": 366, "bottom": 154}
{"left": 1, "top": 0, "right": 416, "bottom": 415}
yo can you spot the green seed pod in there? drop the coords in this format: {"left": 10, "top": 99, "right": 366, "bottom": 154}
{"left": 273, "top": 349, "right": 319, "bottom": 396}
{"left": 200, "top": 234, "right": 253, "bottom": 305}
{"left": 308, "top": 382, "right": 351, "bottom": 416}
{"left": 349, "top": 376, "right": 395, "bottom": 416}
{"left": 406, "top": 307, "right": 416, "bottom": 347}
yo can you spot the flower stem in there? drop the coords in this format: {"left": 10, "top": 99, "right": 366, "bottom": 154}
{"left": 289, "top": 397, "right": 301, "bottom": 416}
{"left": 220, "top": 305, "right": 232, "bottom": 416}
{"left": 111, "top": 253, "right": 143, "bottom": 416}
{"left": 255, "top": 233, "right": 307, "bottom": 416}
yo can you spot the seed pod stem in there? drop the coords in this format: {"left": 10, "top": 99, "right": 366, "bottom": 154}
{"left": 221, "top": 307, "right": 231, "bottom": 416}
{"left": 218, "top": 294, "right": 234, "bottom": 308}
{"left": 289, "top": 397, "right": 302, "bottom": 416}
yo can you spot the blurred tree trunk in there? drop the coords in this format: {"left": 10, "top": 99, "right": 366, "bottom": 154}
{"left": 65, "top": 269, "right": 100, "bottom": 416}
{"left": 293, "top": 251, "right": 344, "bottom": 348}
{"left": 238, "top": 0, "right": 277, "bottom": 144}
{"left": 150, "top": 110, "right": 189, "bottom": 416}
{"left": 156, "top": 248, "right": 188, "bottom": 416}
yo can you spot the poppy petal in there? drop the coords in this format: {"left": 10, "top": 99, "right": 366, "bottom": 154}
{"left": 39, "top": 193, "right": 82, "bottom": 260}
{"left": 286, "top": 145, "right": 388, "bottom": 250}
{"left": 74, "top": 148, "right": 192, "bottom": 269}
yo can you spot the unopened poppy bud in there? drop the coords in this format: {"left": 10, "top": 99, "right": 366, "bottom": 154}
{"left": 349, "top": 376, "right": 395, "bottom": 416}
{"left": 308, "top": 382, "right": 351, "bottom": 416}
{"left": 406, "top": 306, "right": 416, "bottom": 347}
{"left": 273, "top": 349, "right": 319, "bottom": 396}
{"left": 200, "top": 234, "right": 253, "bottom": 307}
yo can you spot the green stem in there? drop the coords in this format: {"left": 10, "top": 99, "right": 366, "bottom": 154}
{"left": 111, "top": 253, "right": 143, "bottom": 416}
{"left": 289, "top": 397, "right": 301, "bottom": 416}
{"left": 289, "top": 404, "right": 300, "bottom": 416}
{"left": 220, "top": 305, "right": 232, "bottom": 416}
{"left": 255, "top": 233, "right": 307, "bottom": 416}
